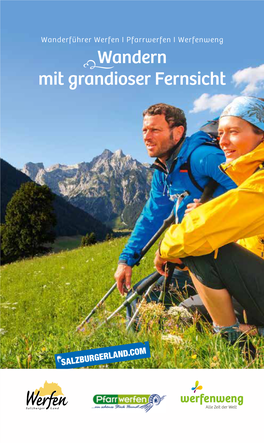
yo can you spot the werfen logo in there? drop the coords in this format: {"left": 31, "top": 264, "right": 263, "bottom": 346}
{"left": 181, "top": 382, "right": 243, "bottom": 409}
{"left": 26, "top": 381, "right": 68, "bottom": 410}
{"left": 93, "top": 394, "right": 166, "bottom": 412}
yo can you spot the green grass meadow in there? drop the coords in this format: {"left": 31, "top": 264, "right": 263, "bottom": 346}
{"left": 1, "top": 236, "right": 263, "bottom": 369}
{"left": 51, "top": 235, "right": 83, "bottom": 253}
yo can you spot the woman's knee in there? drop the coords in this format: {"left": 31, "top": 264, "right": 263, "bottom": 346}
{"left": 182, "top": 253, "right": 224, "bottom": 290}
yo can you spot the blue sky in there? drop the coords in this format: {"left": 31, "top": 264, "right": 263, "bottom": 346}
{"left": 1, "top": 1, "right": 264, "bottom": 169}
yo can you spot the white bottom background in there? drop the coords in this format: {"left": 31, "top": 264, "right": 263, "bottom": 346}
{"left": 0, "top": 369, "right": 263, "bottom": 442}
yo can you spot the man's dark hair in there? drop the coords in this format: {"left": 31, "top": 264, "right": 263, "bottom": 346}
{"left": 143, "top": 103, "right": 187, "bottom": 138}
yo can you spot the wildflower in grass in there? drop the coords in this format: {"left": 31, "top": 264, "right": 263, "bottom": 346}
{"left": 139, "top": 300, "right": 166, "bottom": 333}
{"left": 168, "top": 306, "right": 193, "bottom": 320}
{"left": 65, "top": 282, "right": 71, "bottom": 285}
{"left": 163, "top": 306, "right": 193, "bottom": 334}
{"left": 161, "top": 334, "right": 183, "bottom": 345}
{"left": 1, "top": 302, "right": 17, "bottom": 310}
{"left": 0, "top": 329, "right": 7, "bottom": 335}
{"left": 191, "top": 354, "right": 197, "bottom": 359}
{"left": 210, "top": 354, "right": 220, "bottom": 368}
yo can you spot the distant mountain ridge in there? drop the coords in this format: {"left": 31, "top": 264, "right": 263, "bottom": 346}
{"left": 1, "top": 158, "right": 111, "bottom": 239}
{"left": 22, "top": 149, "right": 153, "bottom": 228}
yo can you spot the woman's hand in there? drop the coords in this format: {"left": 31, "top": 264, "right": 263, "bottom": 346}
{"left": 154, "top": 250, "right": 185, "bottom": 276}
{"left": 185, "top": 198, "right": 202, "bottom": 215}
{"left": 154, "top": 250, "right": 168, "bottom": 276}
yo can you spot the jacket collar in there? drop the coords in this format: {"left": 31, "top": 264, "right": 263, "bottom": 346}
{"left": 151, "top": 138, "right": 185, "bottom": 174}
{"left": 220, "top": 142, "right": 264, "bottom": 185}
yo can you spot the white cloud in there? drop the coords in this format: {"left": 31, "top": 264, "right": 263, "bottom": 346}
{"left": 232, "top": 64, "right": 264, "bottom": 95}
{"left": 190, "top": 93, "right": 237, "bottom": 114}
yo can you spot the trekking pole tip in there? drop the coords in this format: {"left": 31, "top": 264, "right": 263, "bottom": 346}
{"left": 76, "top": 323, "right": 86, "bottom": 333}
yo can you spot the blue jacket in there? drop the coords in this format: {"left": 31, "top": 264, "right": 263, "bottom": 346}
{"left": 119, "top": 131, "right": 236, "bottom": 267}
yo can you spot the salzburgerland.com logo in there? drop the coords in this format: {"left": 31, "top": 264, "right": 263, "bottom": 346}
{"left": 26, "top": 381, "right": 68, "bottom": 410}
{"left": 55, "top": 342, "right": 150, "bottom": 369}
{"left": 93, "top": 394, "right": 166, "bottom": 412}
{"left": 181, "top": 381, "right": 243, "bottom": 409}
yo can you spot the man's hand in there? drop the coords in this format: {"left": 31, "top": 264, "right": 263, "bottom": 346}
{"left": 185, "top": 198, "right": 202, "bottom": 215}
{"left": 114, "top": 264, "right": 132, "bottom": 295}
{"left": 154, "top": 250, "right": 185, "bottom": 276}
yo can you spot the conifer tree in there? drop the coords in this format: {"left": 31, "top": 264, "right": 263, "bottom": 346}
{"left": 2, "top": 182, "right": 56, "bottom": 262}
{"left": 81, "top": 232, "right": 97, "bottom": 246}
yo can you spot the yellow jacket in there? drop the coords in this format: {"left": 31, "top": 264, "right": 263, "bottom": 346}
{"left": 160, "top": 142, "right": 264, "bottom": 260}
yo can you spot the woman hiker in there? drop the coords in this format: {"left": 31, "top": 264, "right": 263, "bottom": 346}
{"left": 154, "top": 96, "right": 264, "bottom": 343}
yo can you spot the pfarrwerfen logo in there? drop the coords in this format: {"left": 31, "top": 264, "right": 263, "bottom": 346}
{"left": 93, "top": 394, "right": 166, "bottom": 412}
{"left": 26, "top": 381, "right": 68, "bottom": 410}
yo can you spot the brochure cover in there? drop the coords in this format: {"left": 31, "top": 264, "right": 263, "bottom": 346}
{"left": 1, "top": 1, "right": 264, "bottom": 441}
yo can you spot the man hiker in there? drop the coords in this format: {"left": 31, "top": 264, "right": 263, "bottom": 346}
{"left": 114, "top": 103, "right": 236, "bottom": 320}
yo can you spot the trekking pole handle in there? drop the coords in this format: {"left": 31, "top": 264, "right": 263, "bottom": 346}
{"left": 136, "top": 271, "right": 162, "bottom": 296}
{"left": 135, "top": 180, "right": 217, "bottom": 266}
{"left": 200, "top": 179, "right": 218, "bottom": 204}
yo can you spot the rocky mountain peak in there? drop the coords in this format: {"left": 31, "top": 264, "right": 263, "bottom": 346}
{"left": 22, "top": 149, "right": 153, "bottom": 228}
{"left": 101, "top": 149, "right": 113, "bottom": 159}
{"left": 22, "top": 162, "right": 44, "bottom": 181}
{"left": 113, "top": 149, "right": 125, "bottom": 158}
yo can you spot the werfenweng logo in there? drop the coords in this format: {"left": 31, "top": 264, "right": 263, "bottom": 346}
{"left": 26, "top": 381, "right": 68, "bottom": 410}
{"left": 93, "top": 394, "right": 166, "bottom": 412}
{"left": 192, "top": 380, "right": 203, "bottom": 393}
{"left": 181, "top": 381, "right": 243, "bottom": 409}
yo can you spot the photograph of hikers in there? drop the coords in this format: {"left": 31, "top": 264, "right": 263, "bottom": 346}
{"left": 1, "top": 0, "right": 264, "bottom": 370}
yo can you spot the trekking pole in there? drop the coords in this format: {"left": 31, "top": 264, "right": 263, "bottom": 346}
{"left": 76, "top": 210, "right": 175, "bottom": 331}
{"left": 126, "top": 282, "right": 157, "bottom": 332}
{"left": 127, "top": 260, "right": 180, "bottom": 331}
{"left": 135, "top": 210, "right": 175, "bottom": 263}
{"left": 76, "top": 282, "right": 117, "bottom": 331}
{"left": 95, "top": 270, "right": 163, "bottom": 332}
{"left": 158, "top": 262, "right": 176, "bottom": 303}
